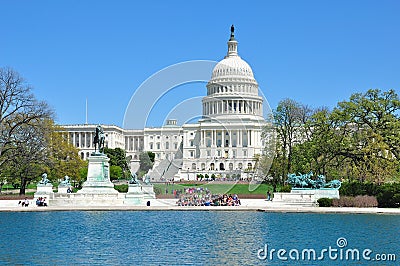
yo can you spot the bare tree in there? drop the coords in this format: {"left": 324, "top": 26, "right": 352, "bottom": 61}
{"left": 0, "top": 67, "right": 54, "bottom": 193}
{"left": 0, "top": 67, "right": 53, "bottom": 169}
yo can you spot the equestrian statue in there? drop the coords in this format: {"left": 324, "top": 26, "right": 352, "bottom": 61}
{"left": 93, "top": 125, "right": 105, "bottom": 154}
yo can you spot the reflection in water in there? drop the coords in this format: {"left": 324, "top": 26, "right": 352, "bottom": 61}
{"left": 0, "top": 211, "right": 398, "bottom": 265}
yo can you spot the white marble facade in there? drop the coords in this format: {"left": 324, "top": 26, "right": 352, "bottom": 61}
{"left": 62, "top": 27, "right": 270, "bottom": 180}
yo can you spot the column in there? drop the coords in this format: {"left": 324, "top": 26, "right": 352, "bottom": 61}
{"left": 221, "top": 130, "right": 224, "bottom": 147}
{"left": 212, "top": 130, "right": 215, "bottom": 147}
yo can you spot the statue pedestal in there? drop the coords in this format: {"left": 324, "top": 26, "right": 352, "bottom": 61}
{"left": 34, "top": 184, "right": 54, "bottom": 200}
{"left": 142, "top": 185, "right": 156, "bottom": 199}
{"left": 124, "top": 184, "right": 156, "bottom": 205}
{"left": 273, "top": 189, "right": 339, "bottom": 207}
{"left": 125, "top": 184, "right": 144, "bottom": 205}
{"left": 77, "top": 153, "right": 118, "bottom": 195}
{"left": 58, "top": 185, "right": 70, "bottom": 194}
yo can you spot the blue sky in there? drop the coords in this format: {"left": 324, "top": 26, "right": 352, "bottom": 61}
{"left": 1, "top": 0, "right": 399, "bottom": 128}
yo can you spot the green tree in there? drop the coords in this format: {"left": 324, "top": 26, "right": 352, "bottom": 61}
{"left": 48, "top": 123, "right": 86, "bottom": 185}
{"left": 103, "top": 147, "right": 130, "bottom": 178}
{"left": 109, "top": 165, "right": 123, "bottom": 181}
{"left": 331, "top": 89, "right": 400, "bottom": 183}
{"left": 288, "top": 89, "right": 399, "bottom": 183}
{"left": 138, "top": 151, "right": 154, "bottom": 176}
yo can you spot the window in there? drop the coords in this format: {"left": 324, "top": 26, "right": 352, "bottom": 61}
{"left": 156, "top": 143, "right": 160, "bottom": 149}
{"left": 190, "top": 140, "right": 194, "bottom": 146}
{"left": 243, "top": 150, "right": 247, "bottom": 157}
{"left": 190, "top": 151, "right": 194, "bottom": 157}
{"left": 166, "top": 142, "right": 169, "bottom": 149}
{"left": 207, "top": 150, "right": 211, "bottom": 157}
{"left": 191, "top": 163, "right": 196, "bottom": 170}
{"left": 174, "top": 143, "right": 178, "bottom": 149}
{"left": 149, "top": 143, "right": 153, "bottom": 149}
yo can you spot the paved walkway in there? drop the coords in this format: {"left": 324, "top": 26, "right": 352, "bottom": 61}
{"left": 1, "top": 198, "right": 399, "bottom": 214}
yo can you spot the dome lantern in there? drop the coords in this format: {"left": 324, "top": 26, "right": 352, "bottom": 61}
{"left": 227, "top": 24, "right": 238, "bottom": 57}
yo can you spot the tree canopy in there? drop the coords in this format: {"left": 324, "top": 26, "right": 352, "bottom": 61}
{"left": 264, "top": 89, "right": 400, "bottom": 186}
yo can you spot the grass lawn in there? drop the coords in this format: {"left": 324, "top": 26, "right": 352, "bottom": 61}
{"left": 154, "top": 183, "right": 273, "bottom": 195}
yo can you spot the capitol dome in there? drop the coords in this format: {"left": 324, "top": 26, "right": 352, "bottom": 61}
{"left": 203, "top": 25, "right": 263, "bottom": 119}
{"left": 211, "top": 56, "right": 254, "bottom": 80}
{"left": 209, "top": 25, "right": 257, "bottom": 84}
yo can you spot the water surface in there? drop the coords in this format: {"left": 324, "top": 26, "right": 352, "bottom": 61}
{"left": 0, "top": 211, "right": 398, "bottom": 265}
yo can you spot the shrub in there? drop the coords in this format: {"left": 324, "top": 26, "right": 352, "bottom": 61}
{"left": 153, "top": 187, "right": 162, "bottom": 195}
{"left": 339, "top": 182, "right": 400, "bottom": 208}
{"left": 353, "top": 195, "right": 378, "bottom": 207}
{"left": 332, "top": 196, "right": 378, "bottom": 208}
{"left": 279, "top": 185, "right": 292, "bottom": 193}
{"left": 332, "top": 196, "right": 353, "bottom": 207}
{"left": 317, "top": 198, "right": 333, "bottom": 207}
{"left": 114, "top": 184, "right": 128, "bottom": 193}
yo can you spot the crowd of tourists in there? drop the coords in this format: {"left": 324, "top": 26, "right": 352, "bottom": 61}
{"left": 18, "top": 197, "right": 48, "bottom": 207}
{"left": 176, "top": 187, "right": 241, "bottom": 206}
{"left": 35, "top": 197, "right": 48, "bottom": 207}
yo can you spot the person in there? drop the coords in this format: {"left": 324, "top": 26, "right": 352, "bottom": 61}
{"left": 39, "top": 197, "right": 47, "bottom": 207}
{"left": 23, "top": 198, "right": 29, "bottom": 207}
{"left": 267, "top": 190, "right": 271, "bottom": 201}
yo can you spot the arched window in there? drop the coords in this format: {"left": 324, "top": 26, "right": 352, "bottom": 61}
{"left": 229, "top": 163, "right": 233, "bottom": 170}
{"left": 247, "top": 163, "right": 252, "bottom": 169}
{"left": 191, "top": 163, "right": 196, "bottom": 170}
{"left": 201, "top": 163, "right": 205, "bottom": 170}
{"left": 210, "top": 163, "right": 215, "bottom": 170}
{"left": 219, "top": 163, "right": 225, "bottom": 171}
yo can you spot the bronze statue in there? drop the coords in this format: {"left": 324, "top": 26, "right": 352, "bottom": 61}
{"left": 287, "top": 172, "right": 341, "bottom": 189}
{"left": 93, "top": 125, "right": 105, "bottom": 153}
{"left": 129, "top": 173, "right": 140, "bottom": 185}
{"left": 39, "top": 173, "right": 50, "bottom": 185}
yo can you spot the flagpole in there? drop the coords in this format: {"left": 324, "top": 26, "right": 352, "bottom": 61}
{"left": 85, "top": 98, "right": 88, "bottom": 124}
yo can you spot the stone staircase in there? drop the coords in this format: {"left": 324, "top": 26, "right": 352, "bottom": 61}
{"left": 148, "top": 158, "right": 183, "bottom": 182}
{"left": 148, "top": 142, "right": 183, "bottom": 182}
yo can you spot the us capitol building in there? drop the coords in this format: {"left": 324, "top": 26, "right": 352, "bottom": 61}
{"left": 63, "top": 26, "right": 269, "bottom": 181}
